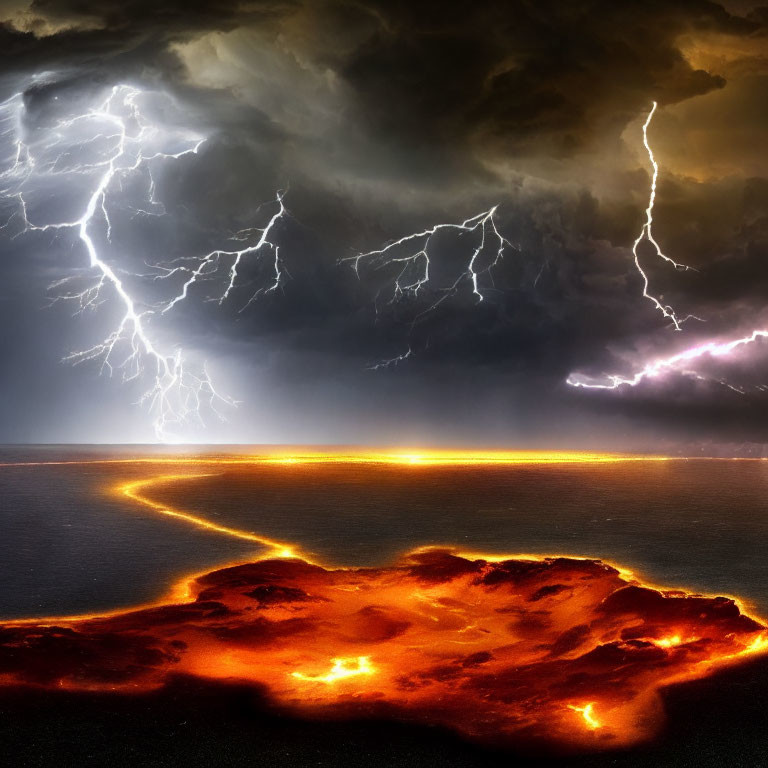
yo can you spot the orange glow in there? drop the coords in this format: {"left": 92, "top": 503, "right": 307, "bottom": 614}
{"left": 1, "top": 456, "right": 768, "bottom": 754}
{"left": 117, "top": 475, "right": 299, "bottom": 559}
{"left": 4, "top": 452, "right": 768, "bottom": 471}
{"left": 747, "top": 634, "right": 768, "bottom": 654}
{"left": 197, "top": 449, "right": 670, "bottom": 465}
{"left": 292, "top": 656, "right": 375, "bottom": 684}
{"left": 568, "top": 703, "right": 601, "bottom": 730}
{"left": 656, "top": 635, "right": 683, "bottom": 648}
{"left": 0, "top": 449, "right": 676, "bottom": 469}
{"left": 2, "top": 544, "right": 766, "bottom": 751}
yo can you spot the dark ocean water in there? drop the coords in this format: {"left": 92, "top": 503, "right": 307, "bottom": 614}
{"left": 2, "top": 446, "right": 768, "bottom": 621}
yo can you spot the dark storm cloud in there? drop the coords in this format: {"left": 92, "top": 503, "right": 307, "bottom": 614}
{"left": 1, "top": 1, "right": 755, "bottom": 168}
{"left": 0, "top": 0, "right": 767, "bottom": 445}
{"left": 339, "top": 0, "right": 747, "bottom": 156}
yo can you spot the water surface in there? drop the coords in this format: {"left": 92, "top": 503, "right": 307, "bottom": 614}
{"left": 2, "top": 446, "right": 767, "bottom": 620}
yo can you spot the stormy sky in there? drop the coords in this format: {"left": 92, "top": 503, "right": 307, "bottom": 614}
{"left": 0, "top": 0, "right": 766, "bottom": 449}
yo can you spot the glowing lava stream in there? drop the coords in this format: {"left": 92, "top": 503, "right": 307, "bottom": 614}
{"left": 5, "top": 450, "right": 764, "bottom": 623}
{"left": 12, "top": 451, "right": 767, "bottom": 652}
{"left": 111, "top": 452, "right": 673, "bottom": 567}
{"left": 0, "top": 449, "right": 677, "bottom": 625}
{"left": 118, "top": 474, "right": 297, "bottom": 558}
{"left": 107, "top": 454, "right": 768, "bottom": 643}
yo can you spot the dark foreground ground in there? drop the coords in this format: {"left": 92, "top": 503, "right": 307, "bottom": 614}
{"left": 2, "top": 655, "right": 768, "bottom": 768}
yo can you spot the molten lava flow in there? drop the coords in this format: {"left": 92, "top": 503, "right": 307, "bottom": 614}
{"left": 1, "top": 458, "right": 767, "bottom": 753}
{"left": 1, "top": 548, "right": 765, "bottom": 751}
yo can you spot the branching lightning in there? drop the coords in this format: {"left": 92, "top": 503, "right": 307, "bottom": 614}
{"left": 5, "top": 77, "right": 762, "bottom": 423}
{"left": 347, "top": 103, "right": 695, "bottom": 371}
{"left": 0, "top": 83, "right": 239, "bottom": 440}
{"left": 343, "top": 206, "right": 515, "bottom": 366}
{"left": 0, "top": 80, "right": 291, "bottom": 440}
{"left": 151, "top": 190, "right": 288, "bottom": 314}
{"left": 567, "top": 103, "right": 768, "bottom": 394}
{"left": 567, "top": 328, "right": 768, "bottom": 391}
{"left": 345, "top": 206, "right": 514, "bottom": 312}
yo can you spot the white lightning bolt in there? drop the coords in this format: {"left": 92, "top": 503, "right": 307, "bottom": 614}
{"left": 567, "top": 103, "right": 768, "bottom": 394}
{"left": 366, "top": 346, "right": 412, "bottom": 370}
{"left": 152, "top": 190, "right": 288, "bottom": 313}
{"left": 630, "top": 101, "right": 698, "bottom": 331}
{"left": 343, "top": 206, "right": 515, "bottom": 366}
{"left": 347, "top": 103, "right": 694, "bottom": 372}
{"left": 0, "top": 82, "right": 237, "bottom": 440}
{"left": 345, "top": 206, "right": 513, "bottom": 312}
{"left": 567, "top": 329, "right": 768, "bottom": 391}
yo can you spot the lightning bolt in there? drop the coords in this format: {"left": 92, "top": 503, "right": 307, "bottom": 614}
{"left": 348, "top": 103, "right": 694, "bottom": 370}
{"left": 343, "top": 206, "right": 515, "bottom": 366}
{"left": 567, "top": 328, "right": 768, "bottom": 391}
{"left": 151, "top": 190, "right": 288, "bottom": 314}
{"left": 0, "top": 82, "right": 240, "bottom": 440}
{"left": 5, "top": 80, "right": 752, "bottom": 422}
{"left": 631, "top": 101, "right": 698, "bottom": 331}
{"left": 366, "top": 346, "right": 413, "bottom": 370}
{"left": 345, "top": 206, "right": 515, "bottom": 312}
{"left": 567, "top": 104, "right": 767, "bottom": 393}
